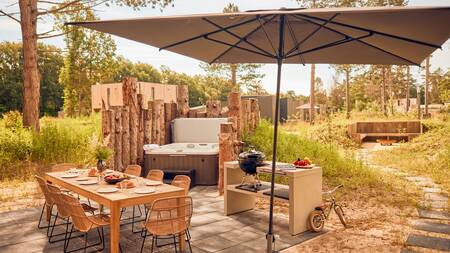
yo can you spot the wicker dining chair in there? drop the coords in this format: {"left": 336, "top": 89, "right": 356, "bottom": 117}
{"left": 140, "top": 196, "right": 193, "bottom": 253}
{"left": 124, "top": 164, "right": 142, "bottom": 177}
{"left": 146, "top": 169, "right": 164, "bottom": 182}
{"left": 121, "top": 164, "right": 144, "bottom": 232}
{"left": 61, "top": 193, "right": 118, "bottom": 253}
{"left": 171, "top": 175, "right": 191, "bottom": 195}
{"left": 35, "top": 175, "right": 57, "bottom": 230}
{"left": 46, "top": 183, "right": 97, "bottom": 245}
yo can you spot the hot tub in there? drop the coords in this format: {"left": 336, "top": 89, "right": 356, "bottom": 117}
{"left": 144, "top": 118, "right": 228, "bottom": 185}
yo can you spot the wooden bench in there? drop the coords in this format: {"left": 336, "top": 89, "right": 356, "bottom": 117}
{"left": 348, "top": 121, "right": 422, "bottom": 143}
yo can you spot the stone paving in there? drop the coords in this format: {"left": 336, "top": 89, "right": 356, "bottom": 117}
{"left": 0, "top": 186, "right": 325, "bottom": 253}
{"left": 356, "top": 143, "right": 450, "bottom": 252}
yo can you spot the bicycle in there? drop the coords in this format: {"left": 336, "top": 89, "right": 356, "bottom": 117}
{"left": 308, "top": 185, "right": 348, "bottom": 232}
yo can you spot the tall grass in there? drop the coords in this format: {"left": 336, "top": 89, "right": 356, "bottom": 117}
{"left": 0, "top": 112, "right": 101, "bottom": 181}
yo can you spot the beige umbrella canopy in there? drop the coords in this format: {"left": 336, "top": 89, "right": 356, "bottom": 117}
{"left": 68, "top": 6, "right": 450, "bottom": 253}
{"left": 69, "top": 6, "right": 449, "bottom": 65}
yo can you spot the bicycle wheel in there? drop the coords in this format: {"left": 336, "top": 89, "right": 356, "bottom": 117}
{"left": 334, "top": 205, "right": 348, "bottom": 228}
{"left": 308, "top": 210, "right": 325, "bottom": 232}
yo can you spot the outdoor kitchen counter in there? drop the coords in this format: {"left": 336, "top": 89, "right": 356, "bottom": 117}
{"left": 224, "top": 161, "right": 322, "bottom": 235}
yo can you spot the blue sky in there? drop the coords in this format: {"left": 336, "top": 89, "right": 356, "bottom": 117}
{"left": 1, "top": 0, "right": 449, "bottom": 95}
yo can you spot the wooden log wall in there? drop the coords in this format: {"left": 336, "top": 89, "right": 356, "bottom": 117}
{"left": 101, "top": 78, "right": 261, "bottom": 174}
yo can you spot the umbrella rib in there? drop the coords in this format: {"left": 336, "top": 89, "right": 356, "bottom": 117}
{"left": 202, "top": 17, "right": 275, "bottom": 59}
{"left": 293, "top": 15, "right": 420, "bottom": 65}
{"left": 257, "top": 16, "right": 278, "bottom": 56}
{"left": 285, "top": 13, "right": 340, "bottom": 57}
{"left": 204, "top": 36, "right": 274, "bottom": 61}
{"left": 287, "top": 33, "right": 373, "bottom": 58}
{"left": 285, "top": 16, "right": 306, "bottom": 65}
{"left": 296, "top": 13, "right": 442, "bottom": 49}
{"left": 159, "top": 15, "right": 271, "bottom": 51}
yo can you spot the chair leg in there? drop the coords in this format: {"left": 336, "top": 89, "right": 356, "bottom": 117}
{"left": 186, "top": 232, "right": 193, "bottom": 253}
{"left": 140, "top": 230, "right": 148, "bottom": 253}
{"left": 83, "top": 232, "right": 88, "bottom": 253}
{"left": 65, "top": 224, "right": 74, "bottom": 253}
{"left": 63, "top": 220, "right": 70, "bottom": 252}
{"left": 47, "top": 212, "right": 58, "bottom": 238}
{"left": 173, "top": 235, "right": 178, "bottom": 253}
{"left": 151, "top": 235, "right": 155, "bottom": 253}
{"left": 37, "top": 203, "right": 46, "bottom": 229}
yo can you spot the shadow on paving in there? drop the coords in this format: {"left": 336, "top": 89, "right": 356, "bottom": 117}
{"left": 0, "top": 186, "right": 327, "bottom": 252}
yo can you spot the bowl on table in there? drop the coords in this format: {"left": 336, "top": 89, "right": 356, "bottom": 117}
{"left": 104, "top": 174, "right": 129, "bottom": 184}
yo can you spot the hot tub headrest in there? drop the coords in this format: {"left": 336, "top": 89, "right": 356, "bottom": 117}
{"left": 172, "top": 118, "right": 229, "bottom": 143}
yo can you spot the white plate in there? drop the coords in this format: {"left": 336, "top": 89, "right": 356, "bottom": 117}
{"left": 61, "top": 173, "right": 79, "bottom": 178}
{"left": 79, "top": 180, "right": 98, "bottom": 185}
{"left": 76, "top": 178, "right": 90, "bottom": 181}
{"left": 146, "top": 181, "right": 163, "bottom": 186}
{"left": 97, "top": 187, "right": 118, "bottom": 193}
{"left": 134, "top": 188, "right": 156, "bottom": 194}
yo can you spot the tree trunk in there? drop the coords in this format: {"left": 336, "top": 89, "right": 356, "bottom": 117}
{"left": 417, "top": 86, "right": 421, "bottom": 120}
{"left": 230, "top": 64, "right": 237, "bottom": 91}
{"left": 19, "top": 0, "right": 40, "bottom": 131}
{"left": 123, "top": 77, "right": 139, "bottom": 164}
{"left": 381, "top": 66, "right": 387, "bottom": 117}
{"left": 425, "top": 57, "right": 430, "bottom": 116}
{"left": 137, "top": 94, "right": 145, "bottom": 165}
{"left": 309, "top": 64, "right": 315, "bottom": 124}
{"left": 406, "top": 66, "right": 410, "bottom": 112}
{"left": 387, "top": 66, "right": 394, "bottom": 115}
{"left": 144, "top": 101, "right": 153, "bottom": 144}
{"left": 345, "top": 69, "right": 350, "bottom": 119}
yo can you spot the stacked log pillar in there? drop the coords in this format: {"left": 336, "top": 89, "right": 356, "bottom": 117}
{"left": 144, "top": 101, "right": 153, "bottom": 145}
{"left": 152, "top": 99, "right": 165, "bottom": 145}
{"left": 113, "top": 107, "right": 123, "bottom": 171}
{"left": 121, "top": 107, "right": 130, "bottom": 170}
{"left": 218, "top": 122, "right": 233, "bottom": 195}
{"left": 241, "top": 99, "right": 251, "bottom": 135}
{"left": 123, "top": 77, "right": 139, "bottom": 165}
{"left": 249, "top": 98, "right": 259, "bottom": 132}
{"left": 227, "top": 92, "right": 241, "bottom": 141}
{"left": 177, "top": 85, "right": 189, "bottom": 117}
{"left": 137, "top": 94, "right": 145, "bottom": 165}
{"left": 206, "top": 100, "right": 221, "bottom": 118}
{"left": 164, "top": 102, "right": 177, "bottom": 144}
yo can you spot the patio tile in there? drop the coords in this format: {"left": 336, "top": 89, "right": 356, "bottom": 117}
{"left": 190, "top": 214, "right": 219, "bottom": 227}
{"left": 406, "top": 234, "right": 450, "bottom": 251}
{"left": 192, "top": 235, "right": 237, "bottom": 252}
{"left": 216, "top": 227, "right": 262, "bottom": 243}
{"left": 241, "top": 236, "right": 291, "bottom": 252}
{"left": 400, "top": 248, "right": 420, "bottom": 253}
{"left": 216, "top": 244, "right": 257, "bottom": 253}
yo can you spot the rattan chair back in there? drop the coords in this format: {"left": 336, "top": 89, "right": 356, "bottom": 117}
{"left": 125, "top": 165, "right": 142, "bottom": 177}
{"left": 60, "top": 194, "right": 93, "bottom": 232}
{"left": 171, "top": 175, "right": 191, "bottom": 195}
{"left": 35, "top": 175, "right": 54, "bottom": 206}
{"left": 145, "top": 196, "right": 193, "bottom": 236}
{"left": 147, "top": 169, "right": 164, "bottom": 182}
{"left": 46, "top": 183, "right": 71, "bottom": 218}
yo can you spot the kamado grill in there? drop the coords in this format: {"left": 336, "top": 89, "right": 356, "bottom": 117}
{"left": 237, "top": 150, "right": 267, "bottom": 191}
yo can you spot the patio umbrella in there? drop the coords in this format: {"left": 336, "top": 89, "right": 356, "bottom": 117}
{"left": 68, "top": 6, "right": 450, "bottom": 252}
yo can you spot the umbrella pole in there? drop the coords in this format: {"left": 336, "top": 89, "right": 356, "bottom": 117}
{"left": 267, "top": 14, "right": 285, "bottom": 253}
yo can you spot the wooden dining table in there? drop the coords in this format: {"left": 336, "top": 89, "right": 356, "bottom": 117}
{"left": 45, "top": 170, "right": 186, "bottom": 253}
